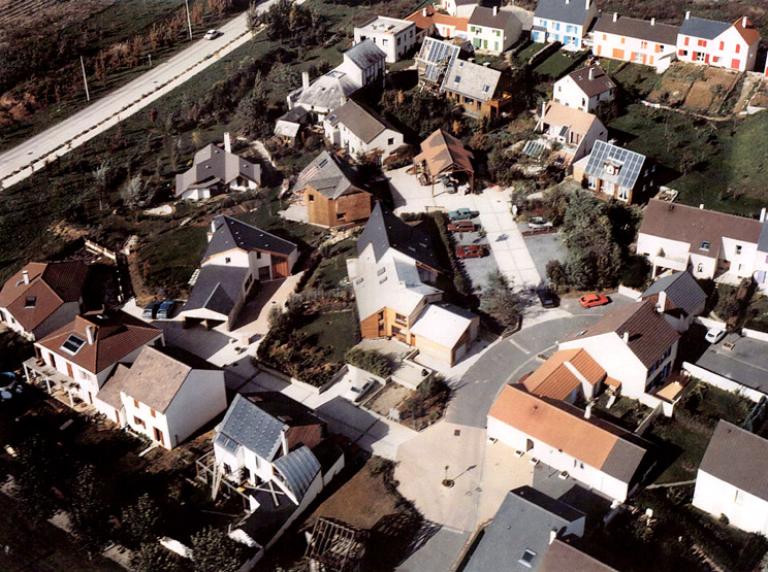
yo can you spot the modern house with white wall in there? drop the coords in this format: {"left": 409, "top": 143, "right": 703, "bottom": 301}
{"left": 24, "top": 311, "right": 162, "bottom": 407}
{"left": 488, "top": 385, "right": 650, "bottom": 502}
{"left": 636, "top": 199, "right": 768, "bottom": 289}
{"left": 94, "top": 345, "right": 226, "bottom": 449}
{"left": 467, "top": 6, "right": 522, "bottom": 55}
{"left": 538, "top": 101, "right": 607, "bottom": 164}
{"left": 354, "top": 16, "right": 417, "bottom": 63}
{"left": 593, "top": 13, "right": 679, "bottom": 73}
{"left": 553, "top": 65, "right": 615, "bottom": 114}
{"left": 440, "top": 0, "right": 479, "bottom": 18}
{"left": 0, "top": 261, "right": 89, "bottom": 341}
{"left": 324, "top": 99, "right": 403, "bottom": 162}
{"left": 677, "top": 14, "right": 760, "bottom": 72}
{"left": 532, "top": 0, "right": 597, "bottom": 51}
{"left": 693, "top": 421, "right": 768, "bottom": 534}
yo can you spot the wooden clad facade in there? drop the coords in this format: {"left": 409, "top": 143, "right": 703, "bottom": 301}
{"left": 306, "top": 188, "right": 373, "bottom": 228}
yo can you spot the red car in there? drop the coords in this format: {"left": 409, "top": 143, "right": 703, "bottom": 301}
{"left": 579, "top": 293, "right": 611, "bottom": 308}
{"left": 456, "top": 244, "right": 488, "bottom": 259}
{"left": 447, "top": 220, "right": 477, "bottom": 233}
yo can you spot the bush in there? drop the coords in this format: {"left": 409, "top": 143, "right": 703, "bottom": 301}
{"left": 620, "top": 255, "right": 652, "bottom": 289}
{"left": 345, "top": 348, "right": 393, "bottom": 378}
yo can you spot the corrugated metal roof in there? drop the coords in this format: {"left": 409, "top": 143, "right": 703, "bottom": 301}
{"left": 273, "top": 445, "right": 321, "bottom": 500}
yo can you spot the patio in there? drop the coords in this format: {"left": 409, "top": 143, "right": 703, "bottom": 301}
{"left": 22, "top": 357, "right": 93, "bottom": 413}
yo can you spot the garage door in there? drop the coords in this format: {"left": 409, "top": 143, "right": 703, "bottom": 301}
{"left": 612, "top": 48, "right": 625, "bottom": 59}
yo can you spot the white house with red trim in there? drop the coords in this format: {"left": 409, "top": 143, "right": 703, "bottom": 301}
{"left": 676, "top": 13, "right": 760, "bottom": 72}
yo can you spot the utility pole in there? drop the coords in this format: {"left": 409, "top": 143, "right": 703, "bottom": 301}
{"left": 80, "top": 56, "right": 90, "bottom": 102}
{"left": 184, "top": 0, "right": 193, "bottom": 40}
{"left": 148, "top": 54, "right": 152, "bottom": 67}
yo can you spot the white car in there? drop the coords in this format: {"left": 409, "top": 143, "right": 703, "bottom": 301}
{"left": 527, "top": 216, "right": 553, "bottom": 229}
{"left": 705, "top": 328, "right": 726, "bottom": 344}
{"left": 203, "top": 29, "right": 222, "bottom": 40}
{"left": 343, "top": 378, "right": 376, "bottom": 404}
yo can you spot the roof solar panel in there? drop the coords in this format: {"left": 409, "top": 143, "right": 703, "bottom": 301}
{"left": 418, "top": 38, "right": 460, "bottom": 83}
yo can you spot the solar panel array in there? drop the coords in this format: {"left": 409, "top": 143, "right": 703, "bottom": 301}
{"left": 418, "top": 38, "right": 460, "bottom": 84}
{"left": 584, "top": 140, "right": 645, "bottom": 189}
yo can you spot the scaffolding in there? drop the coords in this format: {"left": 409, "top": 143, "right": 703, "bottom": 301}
{"left": 194, "top": 451, "right": 251, "bottom": 511}
{"left": 305, "top": 518, "right": 367, "bottom": 572}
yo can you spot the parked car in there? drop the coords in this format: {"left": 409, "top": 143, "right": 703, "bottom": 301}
{"left": 579, "top": 293, "right": 610, "bottom": 308}
{"left": 705, "top": 328, "right": 726, "bottom": 344}
{"left": 343, "top": 378, "right": 376, "bottom": 404}
{"left": 157, "top": 300, "right": 177, "bottom": 320}
{"left": 456, "top": 244, "right": 489, "bottom": 259}
{"left": 537, "top": 287, "right": 559, "bottom": 308}
{"left": 447, "top": 220, "right": 477, "bottom": 233}
{"left": 527, "top": 216, "right": 553, "bottom": 229}
{"left": 142, "top": 301, "right": 161, "bottom": 319}
{"left": 203, "top": 29, "right": 222, "bottom": 40}
{"left": 448, "top": 208, "right": 479, "bottom": 221}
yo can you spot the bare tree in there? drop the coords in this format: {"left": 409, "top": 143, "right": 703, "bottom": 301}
{"left": 92, "top": 159, "right": 111, "bottom": 211}
{"left": 121, "top": 174, "right": 144, "bottom": 210}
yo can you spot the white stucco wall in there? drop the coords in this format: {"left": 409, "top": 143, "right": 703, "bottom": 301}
{"left": 693, "top": 470, "right": 768, "bottom": 534}
{"left": 161, "top": 369, "right": 227, "bottom": 448}
{"left": 553, "top": 75, "right": 614, "bottom": 113}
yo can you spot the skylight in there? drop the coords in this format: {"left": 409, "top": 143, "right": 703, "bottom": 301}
{"left": 518, "top": 549, "right": 537, "bottom": 568}
{"left": 24, "top": 296, "right": 37, "bottom": 308}
{"left": 61, "top": 334, "right": 86, "bottom": 355}
{"left": 700, "top": 240, "right": 711, "bottom": 252}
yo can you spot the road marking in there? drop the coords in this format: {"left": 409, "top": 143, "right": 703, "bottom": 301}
{"left": 508, "top": 339, "right": 531, "bottom": 354}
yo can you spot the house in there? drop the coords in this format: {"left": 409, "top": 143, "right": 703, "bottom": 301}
{"left": 440, "top": 0, "right": 481, "bottom": 19}
{"left": 467, "top": 6, "right": 522, "bottom": 55}
{"left": 521, "top": 348, "right": 606, "bottom": 402}
{"left": 0, "top": 261, "right": 89, "bottom": 341}
{"left": 552, "top": 65, "right": 616, "bottom": 114}
{"left": 571, "top": 140, "right": 648, "bottom": 203}
{"left": 559, "top": 300, "right": 680, "bottom": 400}
{"left": 636, "top": 199, "right": 768, "bottom": 288}
{"left": 215, "top": 393, "right": 345, "bottom": 554}
{"left": 463, "top": 486, "right": 586, "bottom": 572}
{"left": 693, "top": 420, "right": 768, "bottom": 534}
{"left": 353, "top": 16, "right": 417, "bottom": 63}
{"left": 413, "top": 128, "right": 475, "bottom": 192}
{"left": 537, "top": 101, "right": 607, "bottom": 164}
{"left": 488, "top": 385, "right": 650, "bottom": 501}
{"left": 441, "top": 58, "right": 513, "bottom": 121}
{"left": 641, "top": 271, "right": 707, "bottom": 332}
{"left": 274, "top": 106, "right": 311, "bottom": 146}
{"left": 532, "top": 0, "right": 597, "bottom": 51}
{"left": 540, "top": 539, "right": 617, "bottom": 572}
{"left": 175, "top": 135, "right": 261, "bottom": 201}
{"left": 407, "top": 5, "right": 469, "bottom": 41}
{"left": 323, "top": 99, "right": 404, "bottom": 162}
{"left": 677, "top": 14, "right": 760, "bottom": 72}
{"left": 24, "top": 311, "right": 162, "bottom": 407}
{"left": 292, "top": 150, "right": 373, "bottom": 228}
{"left": 94, "top": 345, "right": 226, "bottom": 449}
{"left": 336, "top": 39, "right": 387, "bottom": 88}
{"left": 180, "top": 216, "right": 298, "bottom": 331}
{"left": 347, "top": 203, "right": 479, "bottom": 366}
{"left": 415, "top": 37, "right": 462, "bottom": 89}
{"left": 593, "top": 13, "right": 679, "bottom": 73}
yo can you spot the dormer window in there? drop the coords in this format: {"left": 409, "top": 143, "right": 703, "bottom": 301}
{"left": 24, "top": 296, "right": 37, "bottom": 308}
{"left": 61, "top": 334, "right": 86, "bottom": 355}
{"left": 700, "top": 240, "right": 711, "bottom": 252}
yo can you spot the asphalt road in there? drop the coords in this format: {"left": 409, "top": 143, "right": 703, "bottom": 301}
{"left": 0, "top": 1, "right": 289, "bottom": 190}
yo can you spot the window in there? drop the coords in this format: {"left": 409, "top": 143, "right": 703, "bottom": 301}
{"left": 519, "top": 549, "right": 537, "bottom": 568}
{"left": 308, "top": 194, "right": 315, "bottom": 202}
{"left": 24, "top": 296, "right": 36, "bottom": 308}
{"left": 223, "top": 463, "right": 231, "bottom": 475}
{"left": 684, "top": 36, "right": 689, "bottom": 46}
{"left": 700, "top": 240, "right": 711, "bottom": 252}
{"left": 736, "top": 245, "right": 742, "bottom": 255}
{"left": 697, "top": 263, "right": 704, "bottom": 273}
{"left": 256, "top": 251, "right": 262, "bottom": 259}
{"left": 150, "top": 408, "right": 156, "bottom": 418}
{"left": 225, "top": 257, "right": 231, "bottom": 264}
{"left": 61, "top": 335, "right": 86, "bottom": 355}
{"left": 133, "top": 398, "right": 140, "bottom": 408}
{"left": 387, "top": 137, "right": 394, "bottom": 145}
{"left": 719, "top": 40, "right": 724, "bottom": 51}
{"left": 640, "top": 40, "right": 648, "bottom": 50}
{"left": 336, "top": 212, "right": 345, "bottom": 220}
{"left": 735, "top": 44, "right": 741, "bottom": 54}
{"left": 602, "top": 33, "right": 606, "bottom": 41}
{"left": 134, "top": 416, "right": 146, "bottom": 428}
{"left": 454, "top": 75, "right": 461, "bottom": 83}
{"left": 697, "top": 39, "right": 707, "bottom": 47}
{"left": 395, "top": 313, "right": 407, "bottom": 325}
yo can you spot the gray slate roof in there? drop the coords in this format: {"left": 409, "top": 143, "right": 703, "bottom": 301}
{"left": 759, "top": 223, "right": 768, "bottom": 253}
{"left": 463, "top": 486, "right": 585, "bottom": 572}
{"left": 699, "top": 420, "right": 768, "bottom": 501}
{"left": 594, "top": 14, "right": 679, "bottom": 45}
{"left": 205, "top": 215, "right": 297, "bottom": 259}
{"left": 327, "top": 99, "right": 400, "bottom": 144}
{"left": 534, "top": 0, "right": 591, "bottom": 26}
{"left": 344, "top": 39, "right": 386, "bottom": 69}
{"left": 183, "top": 265, "right": 248, "bottom": 317}
{"left": 293, "top": 150, "right": 361, "bottom": 199}
{"left": 441, "top": 58, "right": 502, "bottom": 103}
{"left": 642, "top": 271, "right": 707, "bottom": 317}
{"left": 583, "top": 141, "right": 645, "bottom": 190}
{"left": 175, "top": 144, "right": 261, "bottom": 197}
{"left": 273, "top": 445, "right": 321, "bottom": 500}
{"left": 679, "top": 16, "right": 731, "bottom": 39}
{"left": 357, "top": 203, "right": 442, "bottom": 271}
{"left": 215, "top": 394, "right": 286, "bottom": 461}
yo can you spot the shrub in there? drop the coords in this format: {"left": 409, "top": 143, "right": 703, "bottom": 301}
{"left": 345, "top": 348, "right": 393, "bottom": 378}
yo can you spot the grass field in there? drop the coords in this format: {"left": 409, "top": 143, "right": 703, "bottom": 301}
{"left": 298, "top": 309, "right": 359, "bottom": 362}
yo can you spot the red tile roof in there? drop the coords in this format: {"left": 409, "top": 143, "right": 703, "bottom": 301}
{"left": 733, "top": 16, "right": 761, "bottom": 46}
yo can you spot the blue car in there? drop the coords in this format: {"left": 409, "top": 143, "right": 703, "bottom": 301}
{"left": 142, "top": 301, "right": 161, "bottom": 319}
{"left": 157, "top": 300, "right": 177, "bottom": 320}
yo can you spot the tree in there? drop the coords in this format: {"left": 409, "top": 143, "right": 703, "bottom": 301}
{"left": 190, "top": 526, "right": 244, "bottom": 572}
{"left": 92, "top": 159, "right": 111, "bottom": 212}
{"left": 481, "top": 271, "right": 522, "bottom": 329}
{"left": 15, "top": 435, "right": 61, "bottom": 526}
{"left": 121, "top": 174, "right": 144, "bottom": 209}
{"left": 120, "top": 494, "right": 162, "bottom": 548}
{"left": 546, "top": 260, "right": 568, "bottom": 290}
{"left": 69, "top": 464, "right": 111, "bottom": 556}
{"left": 131, "top": 542, "right": 181, "bottom": 572}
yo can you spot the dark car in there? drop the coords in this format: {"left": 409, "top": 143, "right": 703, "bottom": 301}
{"left": 447, "top": 220, "right": 477, "bottom": 233}
{"left": 537, "top": 287, "right": 559, "bottom": 308}
{"left": 142, "top": 301, "right": 161, "bottom": 319}
{"left": 157, "top": 300, "right": 177, "bottom": 320}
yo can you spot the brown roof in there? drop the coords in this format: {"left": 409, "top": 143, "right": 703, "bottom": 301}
{"left": 95, "top": 364, "right": 131, "bottom": 409}
{"left": 38, "top": 311, "right": 162, "bottom": 374}
{"left": 638, "top": 199, "right": 763, "bottom": 261}
{"left": 0, "top": 261, "right": 88, "bottom": 333}
{"left": 733, "top": 17, "right": 761, "bottom": 46}
{"left": 329, "top": 99, "right": 399, "bottom": 144}
{"left": 594, "top": 14, "right": 679, "bottom": 45}
{"left": 468, "top": 6, "right": 518, "bottom": 29}
{"left": 567, "top": 300, "right": 679, "bottom": 368}
{"left": 413, "top": 129, "right": 474, "bottom": 178}
{"left": 543, "top": 101, "right": 603, "bottom": 137}
{"left": 565, "top": 65, "right": 615, "bottom": 98}
{"left": 522, "top": 349, "right": 605, "bottom": 400}
{"left": 540, "top": 540, "right": 617, "bottom": 572}
{"left": 407, "top": 5, "right": 469, "bottom": 32}
{"left": 489, "top": 385, "right": 646, "bottom": 479}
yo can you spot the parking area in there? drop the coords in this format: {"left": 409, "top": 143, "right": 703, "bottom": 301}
{"left": 520, "top": 225, "right": 567, "bottom": 284}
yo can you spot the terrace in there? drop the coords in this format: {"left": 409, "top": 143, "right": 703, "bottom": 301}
{"left": 21, "top": 357, "right": 93, "bottom": 413}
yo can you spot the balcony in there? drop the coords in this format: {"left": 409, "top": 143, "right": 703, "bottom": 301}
{"left": 22, "top": 357, "right": 89, "bottom": 412}
{"left": 651, "top": 254, "right": 688, "bottom": 273}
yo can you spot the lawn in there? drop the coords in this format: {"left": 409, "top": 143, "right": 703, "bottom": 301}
{"left": 533, "top": 50, "right": 583, "bottom": 79}
{"left": 602, "top": 60, "right": 660, "bottom": 99}
{"left": 308, "top": 238, "right": 357, "bottom": 290}
{"left": 609, "top": 104, "right": 768, "bottom": 215}
{"left": 297, "top": 309, "right": 359, "bottom": 362}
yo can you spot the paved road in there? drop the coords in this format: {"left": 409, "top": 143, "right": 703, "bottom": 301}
{"left": 0, "top": 1, "right": 286, "bottom": 190}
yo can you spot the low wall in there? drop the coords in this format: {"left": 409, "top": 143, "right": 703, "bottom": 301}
{"left": 694, "top": 316, "right": 726, "bottom": 330}
{"left": 742, "top": 327, "right": 768, "bottom": 343}
{"left": 682, "top": 362, "right": 766, "bottom": 403}
{"left": 255, "top": 362, "right": 341, "bottom": 396}
{"left": 617, "top": 284, "right": 643, "bottom": 301}
{"left": 84, "top": 239, "right": 118, "bottom": 262}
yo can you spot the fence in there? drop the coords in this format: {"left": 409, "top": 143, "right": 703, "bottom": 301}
{"left": 617, "top": 284, "right": 643, "bottom": 301}
{"left": 742, "top": 327, "right": 768, "bottom": 342}
{"left": 84, "top": 239, "right": 118, "bottom": 262}
{"left": 682, "top": 362, "right": 766, "bottom": 403}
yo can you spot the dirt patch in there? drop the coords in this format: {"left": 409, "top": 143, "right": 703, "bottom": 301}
{"left": 648, "top": 64, "right": 702, "bottom": 106}
{"left": 367, "top": 383, "right": 412, "bottom": 417}
{"left": 683, "top": 67, "right": 740, "bottom": 114}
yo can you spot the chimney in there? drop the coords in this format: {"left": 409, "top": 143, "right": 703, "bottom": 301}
{"left": 584, "top": 403, "right": 593, "bottom": 420}
{"left": 223, "top": 132, "right": 231, "bottom": 154}
{"left": 657, "top": 290, "right": 667, "bottom": 313}
{"left": 622, "top": 331, "right": 629, "bottom": 344}
{"left": 549, "top": 529, "right": 558, "bottom": 545}
{"left": 588, "top": 67, "right": 595, "bottom": 81}
{"left": 85, "top": 325, "right": 96, "bottom": 345}
{"left": 699, "top": 203, "right": 704, "bottom": 209}
{"left": 742, "top": 16, "right": 748, "bottom": 28}
{"left": 685, "top": 11, "right": 691, "bottom": 20}
{"left": 301, "top": 70, "right": 310, "bottom": 90}
{"left": 651, "top": 17, "right": 655, "bottom": 26}
{"left": 493, "top": 5, "right": 498, "bottom": 16}
{"left": 612, "top": 12, "right": 618, "bottom": 23}
{"left": 585, "top": 0, "right": 589, "bottom": 9}
{"left": 22, "top": 270, "right": 30, "bottom": 285}
{"left": 760, "top": 207, "right": 767, "bottom": 223}
{"left": 422, "top": 7, "right": 427, "bottom": 16}
{"left": 565, "top": 0, "right": 569, "bottom": 5}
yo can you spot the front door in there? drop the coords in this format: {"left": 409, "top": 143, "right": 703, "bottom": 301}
{"left": 65, "top": 362, "right": 73, "bottom": 379}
